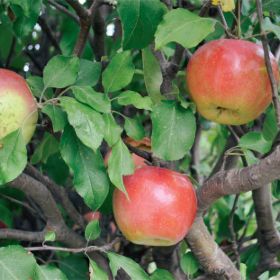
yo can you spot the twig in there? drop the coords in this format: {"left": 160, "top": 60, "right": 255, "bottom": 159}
{"left": 47, "top": 0, "right": 79, "bottom": 23}
{"left": 26, "top": 237, "right": 120, "bottom": 254}
{"left": 228, "top": 194, "right": 240, "bottom": 268}
{"left": 256, "top": 0, "right": 280, "bottom": 128}
{"left": 0, "top": 229, "right": 45, "bottom": 242}
{"left": 217, "top": 6, "right": 237, "bottom": 39}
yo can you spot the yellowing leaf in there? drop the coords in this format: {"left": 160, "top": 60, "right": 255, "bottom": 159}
{"left": 212, "top": 0, "right": 235, "bottom": 12}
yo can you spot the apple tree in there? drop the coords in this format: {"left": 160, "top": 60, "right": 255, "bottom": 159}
{"left": 0, "top": 0, "right": 280, "bottom": 279}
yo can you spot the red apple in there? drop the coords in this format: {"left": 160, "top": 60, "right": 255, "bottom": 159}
{"left": 105, "top": 137, "right": 151, "bottom": 169}
{"left": 0, "top": 69, "right": 38, "bottom": 143}
{"left": 113, "top": 166, "right": 197, "bottom": 246}
{"left": 84, "top": 211, "right": 101, "bottom": 223}
{"left": 186, "top": 39, "right": 279, "bottom": 125}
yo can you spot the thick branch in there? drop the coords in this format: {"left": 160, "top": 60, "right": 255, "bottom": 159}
{"left": 252, "top": 185, "right": 280, "bottom": 253}
{"left": 256, "top": 0, "right": 280, "bottom": 128}
{"left": 0, "top": 229, "right": 45, "bottom": 242}
{"left": 25, "top": 164, "right": 85, "bottom": 228}
{"left": 186, "top": 217, "right": 241, "bottom": 280}
{"left": 198, "top": 145, "right": 280, "bottom": 212}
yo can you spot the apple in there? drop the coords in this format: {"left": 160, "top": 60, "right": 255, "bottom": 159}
{"left": 186, "top": 39, "right": 279, "bottom": 125}
{"left": 0, "top": 69, "right": 38, "bottom": 144}
{"left": 84, "top": 211, "right": 101, "bottom": 223}
{"left": 113, "top": 166, "right": 197, "bottom": 246}
{"left": 105, "top": 137, "right": 151, "bottom": 169}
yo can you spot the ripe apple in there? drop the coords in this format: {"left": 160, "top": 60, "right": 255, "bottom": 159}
{"left": 186, "top": 39, "right": 279, "bottom": 125}
{"left": 0, "top": 69, "right": 38, "bottom": 144}
{"left": 105, "top": 137, "right": 151, "bottom": 169}
{"left": 113, "top": 166, "right": 197, "bottom": 246}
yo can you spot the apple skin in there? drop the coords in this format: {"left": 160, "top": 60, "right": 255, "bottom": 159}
{"left": 0, "top": 69, "right": 38, "bottom": 144}
{"left": 186, "top": 39, "right": 279, "bottom": 125}
{"left": 113, "top": 166, "right": 197, "bottom": 246}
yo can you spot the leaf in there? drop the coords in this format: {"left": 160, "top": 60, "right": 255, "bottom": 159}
{"left": 150, "top": 269, "right": 175, "bottom": 280}
{"left": 107, "top": 252, "right": 149, "bottom": 280}
{"left": 42, "top": 104, "right": 68, "bottom": 132}
{"left": 59, "top": 255, "right": 89, "bottom": 280}
{"left": 117, "top": 0, "right": 166, "bottom": 50}
{"left": 0, "top": 245, "right": 37, "bottom": 280}
{"left": 108, "top": 139, "right": 134, "bottom": 194}
{"left": 155, "top": 8, "right": 216, "bottom": 49}
{"left": 36, "top": 264, "right": 68, "bottom": 280}
{"left": 60, "top": 97, "right": 104, "bottom": 152}
{"left": 60, "top": 126, "right": 109, "bottom": 210}
{"left": 75, "top": 59, "right": 101, "bottom": 86}
{"left": 31, "top": 132, "right": 59, "bottom": 164}
{"left": 124, "top": 117, "right": 145, "bottom": 141}
{"left": 239, "top": 131, "right": 272, "bottom": 154}
{"left": 263, "top": 0, "right": 280, "bottom": 13}
{"left": 103, "top": 113, "right": 123, "bottom": 147}
{"left": 85, "top": 220, "right": 101, "bottom": 241}
{"left": 43, "top": 55, "right": 79, "bottom": 89}
{"left": 89, "top": 260, "right": 108, "bottom": 280}
{"left": 27, "top": 76, "right": 53, "bottom": 99}
{"left": 180, "top": 252, "right": 199, "bottom": 276}
{"left": 263, "top": 107, "right": 278, "bottom": 142}
{"left": 72, "top": 86, "right": 111, "bottom": 113}
{"left": 211, "top": 0, "right": 235, "bottom": 12}
{"left": 142, "top": 47, "right": 163, "bottom": 103}
{"left": 0, "top": 204, "right": 13, "bottom": 228}
{"left": 151, "top": 101, "right": 196, "bottom": 161}
{"left": 44, "top": 231, "right": 56, "bottom": 242}
{"left": 0, "top": 130, "right": 27, "bottom": 185}
{"left": 117, "top": 91, "right": 153, "bottom": 110}
{"left": 102, "top": 51, "right": 135, "bottom": 93}
{"left": 263, "top": 17, "right": 280, "bottom": 39}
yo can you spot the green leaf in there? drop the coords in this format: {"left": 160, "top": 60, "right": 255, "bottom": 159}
{"left": 150, "top": 269, "right": 175, "bottom": 280}
{"left": 85, "top": 220, "right": 101, "bottom": 241}
{"left": 31, "top": 132, "right": 59, "bottom": 164}
{"left": 75, "top": 59, "right": 101, "bottom": 86}
{"left": 0, "top": 245, "right": 37, "bottom": 279}
{"left": 239, "top": 132, "right": 272, "bottom": 154}
{"left": 263, "top": 0, "right": 280, "bottom": 13}
{"left": 263, "top": 107, "right": 278, "bottom": 142}
{"left": 117, "top": 0, "right": 166, "bottom": 50}
{"left": 142, "top": 47, "right": 163, "bottom": 103}
{"left": 11, "top": 0, "right": 42, "bottom": 38}
{"left": 44, "top": 231, "right": 56, "bottom": 242}
{"left": 108, "top": 139, "right": 134, "bottom": 193}
{"left": 42, "top": 104, "right": 68, "bottom": 132}
{"left": 59, "top": 255, "right": 89, "bottom": 280}
{"left": 117, "top": 91, "right": 153, "bottom": 110}
{"left": 102, "top": 51, "right": 135, "bottom": 93}
{"left": 89, "top": 260, "right": 109, "bottom": 280}
{"left": 60, "top": 97, "right": 104, "bottom": 152}
{"left": 0, "top": 204, "right": 13, "bottom": 228}
{"left": 103, "top": 113, "right": 123, "bottom": 147}
{"left": 43, "top": 55, "right": 79, "bottom": 89}
{"left": 155, "top": 8, "right": 216, "bottom": 49}
{"left": 36, "top": 264, "right": 68, "bottom": 280}
{"left": 60, "top": 126, "right": 109, "bottom": 210}
{"left": 124, "top": 117, "right": 145, "bottom": 140}
{"left": 263, "top": 17, "right": 280, "bottom": 39}
{"left": 151, "top": 101, "right": 196, "bottom": 161}
{"left": 180, "top": 252, "right": 199, "bottom": 276}
{"left": 107, "top": 252, "right": 149, "bottom": 280}
{"left": 240, "top": 263, "right": 247, "bottom": 280}
{"left": 27, "top": 76, "right": 53, "bottom": 99}
{"left": 0, "top": 130, "right": 27, "bottom": 185}
{"left": 72, "top": 86, "right": 111, "bottom": 113}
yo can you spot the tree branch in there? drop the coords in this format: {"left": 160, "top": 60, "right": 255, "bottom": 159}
{"left": 198, "top": 144, "right": 280, "bottom": 212}
{"left": 256, "top": 0, "right": 280, "bottom": 128}
{"left": 25, "top": 164, "right": 85, "bottom": 228}
{"left": 0, "top": 229, "right": 45, "bottom": 242}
